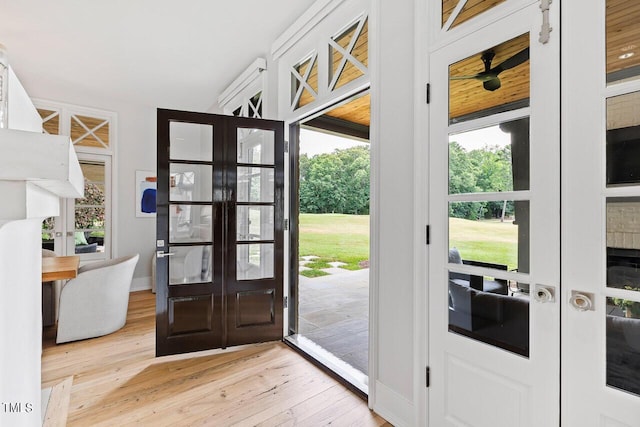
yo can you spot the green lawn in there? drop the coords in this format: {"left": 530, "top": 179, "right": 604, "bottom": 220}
{"left": 297, "top": 214, "right": 519, "bottom": 276}
{"left": 449, "top": 217, "right": 519, "bottom": 270}
{"left": 299, "top": 213, "right": 369, "bottom": 276}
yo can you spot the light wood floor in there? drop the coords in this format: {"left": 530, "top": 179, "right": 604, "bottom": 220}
{"left": 42, "top": 291, "right": 390, "bottom": 426}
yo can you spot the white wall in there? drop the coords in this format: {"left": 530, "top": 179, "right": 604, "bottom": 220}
{"left": 270, "top": 0, "right": 417, "bottom": 424}
{"left": 0, "top": 72, "right": 65, "bottom": 426}
{"left": 370, "top": 0, "right": 416, "bottom": 424}
{"left": 114, "top": 102, "right": 157, "bottom": 290}
{"left": 0, "top": 218, "right": 43, "bottom": 426}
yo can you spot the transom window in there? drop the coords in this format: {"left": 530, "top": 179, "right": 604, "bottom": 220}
{"left": 329, "top": 17, "right": 368, "bottom": 91}
{"left": 289, "top": 14, "right": 369, "bottom": 112}
{"left": 442, "top": 0, "right": 507, "bottom": 31}
{"left": 291, "top": 52, "right": 318, "bottom": 109}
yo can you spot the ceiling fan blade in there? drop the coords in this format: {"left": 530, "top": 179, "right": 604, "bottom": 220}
{"left": 483, "top": 78, "right": 501, "bottom": 91}
{"left": 450, "top": 74, "right": 484, "bottom": 80}
{"left": 491, "top": 47, "right": 529, "bottom": 75}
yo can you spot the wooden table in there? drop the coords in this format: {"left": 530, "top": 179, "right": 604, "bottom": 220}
{"left": 42, "top": 256, "right": 80, "bottom": 282}
{"left": 42, "top": 255, "right": 80, "bottom": 327}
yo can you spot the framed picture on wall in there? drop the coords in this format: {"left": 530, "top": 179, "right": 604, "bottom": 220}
{"left": 135, "top": 170, "right": 157, "bottom": 217}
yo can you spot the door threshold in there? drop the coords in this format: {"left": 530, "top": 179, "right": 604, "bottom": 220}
{"left": 284, "top": 334, "right": 368, "bottom": 397}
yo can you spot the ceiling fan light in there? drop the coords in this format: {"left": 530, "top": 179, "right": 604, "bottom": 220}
{"left": 483, "top": 78, "right": 501, "bottom": 91}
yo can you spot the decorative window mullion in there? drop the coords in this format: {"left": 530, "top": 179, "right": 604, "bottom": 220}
{"left": 36, "top": 107, "right": 62, "bottom": 136}
{"left": 70, "top": 114, "right": 110, "bottom": 149}
{"left": 328, "top": 14, "right": 369, "bottom": 92}
{"left": 286, "top": 13, "right": 369, "bottom": 112}
{"left": 290, "top": 52, "right": 319, "bottom": 111}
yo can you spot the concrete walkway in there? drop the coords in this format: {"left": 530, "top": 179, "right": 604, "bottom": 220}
{"left": 297, "top": 268, "right": 369, "bottom": 375}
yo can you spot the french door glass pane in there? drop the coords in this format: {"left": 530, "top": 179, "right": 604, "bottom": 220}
{"left": 237, "top": 206, "right": 274, "bottom": 241}
{"left": 169, "top": 163, "right": 213, "bottom": 202}
{"left": 237, "top": 243, "right": 274, "bottom": 281}
{"left": 449, "top": 117, "right": 530, "bottom": 194}
{"left": 169, "top": 245, "right": 212, "bottom": 285}
{"left": 75, "top": 161, "right": 105, "bottom": 254}
{"left": 169, "top": 122, "right": 213, "bottom": 162}
{"left": 170, "top": 205, "right": 212, "bottom": 243}
{"left": 448, "top": 200, "right": 529, "bottom": 274}
{"left": 449, "top": 274, "right": 530, "bottom": 357}
{"left": 443, "top": 0, "right": 508, "bottom": 29}
{"left": 449, "top": 33, "right": 529, "bottom": 123}
{"left": 606, "top": 0, "right": 640, "bottom": 84}
{"left": 42, "top": 217, "right": 55, "bottom": 251}
{"left": 606, "top": 197, "right": 640, "bottom": 294}
{"left": 606, "top": 297, "right": 640, "bottom": 396}
{"left": 237, "top": 128, "right": 275, "bottom": 165}
{"left": 237, "top": 167, "right": 274, "bottom": 203}
{"left": 606, "top": 92, "right": 640, "bottom": 186}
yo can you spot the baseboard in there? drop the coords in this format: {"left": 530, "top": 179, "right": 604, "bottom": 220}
{"left": 130, "top": 276, "right": 152, "bottom": 292}
{"left": 372, "top": 380, "right": 414, "bottom": 427}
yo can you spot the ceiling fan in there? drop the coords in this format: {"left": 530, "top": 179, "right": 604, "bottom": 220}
{"left": 450, "top": 47, "right": 529, "bottom": 91}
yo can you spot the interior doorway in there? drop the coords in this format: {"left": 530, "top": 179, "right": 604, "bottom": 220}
{"left": 286, "top": 92, "right": 371, "bottom": 393}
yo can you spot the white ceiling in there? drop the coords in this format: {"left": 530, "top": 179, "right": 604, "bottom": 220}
{"left": 0, "top": 0, "right": 316, "bottom": 111}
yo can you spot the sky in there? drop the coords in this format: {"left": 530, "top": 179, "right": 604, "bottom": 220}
{"left": 299, "top": 128, "right": 368, "bottom": 156}
{"left": 448, "top": 124, "right": 511, "bottom": 151}
{"left": 298, "top": 124, "right": 509, "bottom": 155}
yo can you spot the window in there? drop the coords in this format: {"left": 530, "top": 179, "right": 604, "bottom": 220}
{"left": 291, "top": 53, "right": 318, "bottom": 109}
{"left": 36, "top": 101, "right": 115, "bottom": 259}
{"left": 288, "top": 14, "right": 369, "bottom": 113}
{"left": 442, "top": 0, "right": 507, "bottom": 31}
{"left": 329, "top": 17, "right": 368, "bottom": 91}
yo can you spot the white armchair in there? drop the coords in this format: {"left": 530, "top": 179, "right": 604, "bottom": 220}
{"left": 56, "top": 254, "right": 139, "bottom": 344}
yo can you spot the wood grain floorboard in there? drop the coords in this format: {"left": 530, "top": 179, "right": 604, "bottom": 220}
{"left": 42, "top": 376, "right": 73, "bottom": 427}
{"left": 42, "top": 291, "right": 391, "bottom": 426}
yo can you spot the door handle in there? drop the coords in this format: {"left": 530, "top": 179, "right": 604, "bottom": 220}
{"left": 156, "top": 250, "right": 176, "bottom": 258}
{"left": 533, "top": 284, "right": 556, "bottom": 303}
{"left": 569, "top": 291, "right": 595, "bottom": 311}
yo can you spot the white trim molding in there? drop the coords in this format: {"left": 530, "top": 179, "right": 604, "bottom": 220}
{"left": 373, "top": 381, "right": 415, "bottom": 427}
{"left": 271, "top": 0, "right": 347, "bottom": 60}
{"left": 130, "top": 276, "right": 152, "bottom": 292}
{"left": 217, "top": 58, "right": 267, "bottom": 109}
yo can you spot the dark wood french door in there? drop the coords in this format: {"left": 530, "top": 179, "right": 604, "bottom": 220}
{"left": 156, "top": 109, "right": 284, "bottom": 356}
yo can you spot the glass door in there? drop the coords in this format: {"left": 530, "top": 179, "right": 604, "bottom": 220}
{"left": 156, "top": 110, "right": 284, "bottom": 357}
{"left": 42, "top": 156, "right": 111, "bottom": 260}
{"left": 428, "top": 4, "right": 560, "bottom": 426}
{"left": 67, "top": 157, "right": 110, "bottom": 260}
{"left": 562, "top": 0, "right": 640, "bottom": 424}
{"left": 226, "top": 118, "right": 285, "bottom": 347}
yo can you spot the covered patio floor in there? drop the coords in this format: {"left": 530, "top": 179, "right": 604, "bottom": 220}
{"left": 297, "top": 268, "right": 369, "bottom": 375}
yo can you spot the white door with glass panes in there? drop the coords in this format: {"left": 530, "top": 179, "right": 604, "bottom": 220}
{"left": 41, "top": 155, "right": 111, "bottom": 260}
{"left": 562, "top": 0, "right": 640, "bottom": 424}
{"left": 428, "top": 2, "right": 560, "bottom": 426}
{"left": 37, "top": 104, "right": 113, "bottom": 261}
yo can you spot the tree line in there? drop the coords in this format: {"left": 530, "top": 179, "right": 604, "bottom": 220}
{"left": 299, "top": 145, "right": 370, "bottom": 215}
{"left": 449, "top": 141, "right": 514, "bottom": 220}
{"left": 297, "top": 142, "right": 514, "bottom": 220}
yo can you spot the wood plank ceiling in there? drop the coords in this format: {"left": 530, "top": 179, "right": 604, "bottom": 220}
{"left": 606, "top": 0, "right": 640, "bottom": 77}
{"left": 297, "top": 18, "right": 370, "bottom": 131}
{"left": 449, "top": 32, "right": 530, "bottom": 121}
